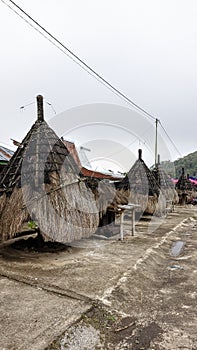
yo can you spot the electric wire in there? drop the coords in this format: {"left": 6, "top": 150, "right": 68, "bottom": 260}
{"left": 105, "top": 124, "right": 154, "bottom": 159}
{"left": 1, "top": 0, "right": 182, "bottom": 158}
{"left": 159, "top": 121, "right": 182, "bottom": 157}
{"left": 20, "top": 101, "right": 35, "bottom": 110}
{"left": 1, "top": 0, "right": 156, "bottom": 121}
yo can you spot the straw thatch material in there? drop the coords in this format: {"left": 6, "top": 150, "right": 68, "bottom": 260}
{"left": 120, "top": 149, "right": 166, "bottom": 215}
{"left": 176, "top": 168, "right": 196, "bottom": 204}
{"left": 152, "top": 156, "right": 179, "bottom": 205}
{"left": 0, "top": 95, "right": 99, "bottom": 243}
{"left": 85, "top": 179, "right": 128, "bottom": 218}
{"left": 0, "top": 188, "right": 30, "bottom": 242}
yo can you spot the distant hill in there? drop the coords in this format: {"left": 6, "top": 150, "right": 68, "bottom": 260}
{"left": 161, "top": 151, "right": 197, "bottom": 178}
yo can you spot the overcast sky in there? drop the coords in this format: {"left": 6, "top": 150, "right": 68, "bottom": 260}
{"left": 0, "top": 0, "right": 197, "bottom": 169}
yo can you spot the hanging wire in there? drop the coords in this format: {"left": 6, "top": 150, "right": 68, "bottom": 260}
{"left": 159, "top": 121, "right": 182, "bottom": 157}
{"left": 104, "top": 123, "right": 154, "bottom": 159}
{"left": 1, "top": 0, "right": 183, "bottom": 158}
{"left": 20, "top": 101, "right": 35, "bottom": 110}
{"left": 1, "top": 0, "right": 156, "bottom": 121}
{"left": 46, "top": 102, "right": 56, "bottom": 115}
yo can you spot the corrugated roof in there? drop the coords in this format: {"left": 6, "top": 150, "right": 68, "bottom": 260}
{"left": 63, "top": 140, "right": 123, "bottom": 180}
{"left": 81, "top": 167, "right": 122, "bottom": 180}
{"left": 0, "top": 146, "right": 14, "bottom": 162}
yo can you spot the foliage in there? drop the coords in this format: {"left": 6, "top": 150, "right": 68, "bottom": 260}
{"left": 27, "top": 220, "right": 38, "bottom": 230}
{"left": 161, "top": 151, "right": 197, "bottom": 178}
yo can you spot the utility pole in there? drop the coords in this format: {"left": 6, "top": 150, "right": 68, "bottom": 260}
{"left": 155, "top": 118, "right": 158, "bottom": 166}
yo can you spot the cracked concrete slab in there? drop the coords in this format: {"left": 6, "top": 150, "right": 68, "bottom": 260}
{"left": 0, "top": 207, "right": 196, "bottom": 349}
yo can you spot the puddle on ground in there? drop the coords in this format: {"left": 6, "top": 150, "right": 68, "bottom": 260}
{"left": 60, "top": 325, "right": 103, "bottom": 350}
{"left": 170, "top": 241, "right": 185, "bottom": 257}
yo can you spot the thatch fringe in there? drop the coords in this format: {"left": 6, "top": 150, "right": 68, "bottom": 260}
{"left": 152, "top": 162, "right": 179, "bottom": 205}
{"left": 0, "top": 188, "right": 30, "bottom": 242}
{"left": 29, "top": 181, "right": 99, "bottom": 243}
{"left": 85, "top": 180, "right": 129, "bottom": 217}
{"left": 0, "top": 173, "right": 99, "bottom": 244}
{"left": 145, "top": 193, "right": 166, "bottom": 216}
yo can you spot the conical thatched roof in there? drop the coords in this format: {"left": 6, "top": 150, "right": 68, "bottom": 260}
{"left": 175, "top": 168, "right": 196, "bottom": 204}
{"left": 0, "top": 95, "right": 99, "bottom": 243}
{"left": 120, "top": 149, "right": 166, "bottom": 215}
{"left": 176, "top": 168, "right": 196, "bottom": 192}
{"left": 0, "top": 104, "right": 79, "bottom": 191}
{"left": 121, "top": 149, "right": 160, "bottom": 196}
{"left": 152, "top": 155, "right": 179, "bottom": 204}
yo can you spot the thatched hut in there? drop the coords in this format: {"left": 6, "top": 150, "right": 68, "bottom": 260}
{"left": 175, "top": 168, "right": 196, "bottom": 205}
{"left": 152, "top": 155, "right": 179, "bottom": 208}
{"left": 119, "top": 149, "right": 166, "bottom": 216}
{"left": 0, "top": 95, "right": 99, "bottom": 244}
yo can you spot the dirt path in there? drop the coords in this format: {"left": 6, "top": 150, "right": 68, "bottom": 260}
{"left": 0, "top": 206, "right": 196, "bottom": 349}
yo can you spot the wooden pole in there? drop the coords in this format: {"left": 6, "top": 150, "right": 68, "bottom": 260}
{"left": 120, "top": 211, "right": 124, "bottom": 241}
{"left": 37, "top": 95, "right": 44, "bottom": 122}
{"left": 138, "top": 148, "right": 142, "bottom": 160}
{"left": 132, "top": 208, "right": 135, "bottom": 236}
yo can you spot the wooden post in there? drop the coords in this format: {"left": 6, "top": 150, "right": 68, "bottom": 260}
{"left": 37, "top": 95, "right": 44, "bottom": 122}
{"left": 132, "top": 208, "right": 135, "bottom": 236}
{"left": 118, "top": 204, "right": 140, "bottom": 238}
{"left": 138, "top": 148, "right": 142, "bottom": 160}
{"left": 120, "top": 211, "right": 124, "bottom": 241}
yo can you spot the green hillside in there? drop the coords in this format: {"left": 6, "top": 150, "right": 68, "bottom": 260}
{"left": 161, "top": 151, "right": 197, "bottom": 178}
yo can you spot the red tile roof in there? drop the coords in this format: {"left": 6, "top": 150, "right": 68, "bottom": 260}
{"left": 63, "top": 140, "right": 122, "bottom": 180}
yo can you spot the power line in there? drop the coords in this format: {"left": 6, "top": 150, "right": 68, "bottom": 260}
{"left": 159, "top": 121, "right": 182, "bottom": 157}
{"left": 1, "top": 0, "right": 182, "bottom": 158}
{"left": 1, "top": 0, "right": 156, "bottom": 121}
{"left": 105, "top": 124, "right": 154, "bottom": 159}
